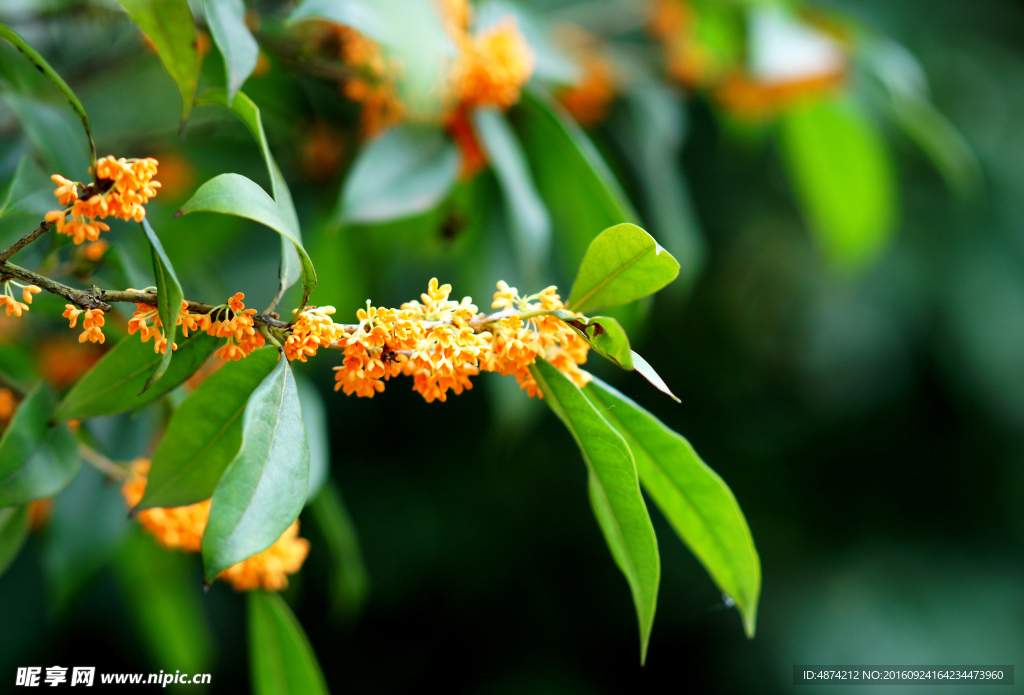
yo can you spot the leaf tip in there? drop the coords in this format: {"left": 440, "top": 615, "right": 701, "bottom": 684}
{"left": 173, "top": 209, "right": 183, "bottom": 219}
{"left": 202, "top": 580, "right": 211, "bottom": 594}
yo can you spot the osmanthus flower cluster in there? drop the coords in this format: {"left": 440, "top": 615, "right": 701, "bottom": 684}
{"left": 44, "top": 156, "right": 160, "bottom": 245}
{"left": 121, "top": 460, "right": 309, "bottom": 591}
{"left": 330, "top": 279, "right": 589, "bottom": 402}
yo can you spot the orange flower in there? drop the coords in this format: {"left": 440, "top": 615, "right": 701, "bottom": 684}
{"left": 0, "top": 387, "right": 15, "bottom": 421}
{"left": 0, "top": 282, "right": 38, "bottom": 318}
{"left": 121, "top": 460, "right": 309, "bottom": 591}
{"left": 332, "top": 278, "right": 589, "bottom": 402}
{"left": 46, "top": 156, "right": 160, "bottom": 245}
{"left": 453, "top": 19, "right": 534, "bottom": 110}
{"left": 64, "top": 306, "right": 105, "bottom": 344}
{"left": 285, "top": 306, "right": 344, "bottom": 362}
{"left": 83, "top": 240, "right": 109, "bottom": 261}
{"left": 210, "top": 293, "right": 265, "bottom": 361}
{"left": 559, "top": 53, "right": 616, "bottom": 126}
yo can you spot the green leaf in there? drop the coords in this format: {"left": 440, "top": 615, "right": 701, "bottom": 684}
{"left": 779, "top": 96, "right": 897, "bottom": 271}
{"left": 201, "top": 0, "right": 259, "bottom": 103}
{"left": 118, "top": 0, "right": 200, "bottom": 124}
{"left": 248, "top": 592, "right": 329, "bottom": 695}
{"left": 286, "top": 0, "right": 386, "bottom": 43}
{"left": 138, "top": 348, "right": 279, "bottom": 510}
{"left": 179, "top": 172, "right": 317, "bottom": 309}
{"left": 512, "top": 89, "right": 638, "bottom": 273}
{"left": 631, "top": 351, "right": 680, "bottom": 403}
{"left": 473, "top": 108, "right": 551, "bottom": 280}
{"left": 0, "top": 423, "right": 79, "bottom": 506}
{"left": 295, "top": 375, "right": 329, "bottom": 501}
{"left": 553, "top": 311, "right": 633, "bottom": 370}
{"left": 0, "top": 505, "right": 29, "bottom": 578}
{"left": 202, "top": 355, "right": 310, "bottom": 583}
{"left": 0, "top": 23, "right": 96, "bottom": 167}
{"left": 339, "top": 125, "right": 459, "bottom": 224}
{"left": 0, "top": 156, "right": 53, "bottom": 219}
{"left": 139, "top": 218, "right": 184, "bottom": 392}
{"left": 583, "top": 378, "right": 761, "bottom": 637}
{"left": 0, "top": 383, "right": 56, "bottom": 480}
{"left": 196, "top": 89, "right": 303, "bottom": 309}
{"left": 567, "top": 223, "right": 680, "bottom": 314}
{"left": 115, "top": 528, "right": 215, "bottom": 673}
{"left": 530, "top": 359, "right": 660, "bottom": 664}
{"left": 55, "top": 332, "right": 217, "bottom": 422}
{"left": 309, "top": 482, "right": 369, "bottom": 618}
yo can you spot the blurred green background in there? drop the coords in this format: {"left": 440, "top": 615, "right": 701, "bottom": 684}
{"left": 2, "top": 0, "right": 1024, "bottom": 692}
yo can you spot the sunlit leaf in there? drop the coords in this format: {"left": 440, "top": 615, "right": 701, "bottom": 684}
{"left": 118, "top": 0, "right": 200, "bottom": 123}
{"left": 631, "top": 351, "right": 679, "bottom": 403}
{"left": 339, "top": 125, "right": 459, "bottom": 224}
{"left": 0, "top": 423, "right": 79, "bottom": 507}
{"left": 0, "top": 383, "right": 56, "bottom": 480}
{"left": 309, "top": 482, "right": 369, "bottom": 617}
{"left": 530, "top": 359, "right": 660, "bottom": 664}
{"left": 779, "top": 96, "right": 897, "bottom": 271}
{"left": 201, "top": 0, "right": 259, "bottom": 103}
{"left": 138, "top": 348, "right": 279, "bottom": 510}
{"left": 115, "top": 528, "right": 215, "bottom": 673}
{"left": 568, "top": 223, "right": 680, "bottom": 314}
{"left": 55, "top": 332, "right": 218, "bottom": 422}
{"left": 202, "top": 355, "right": 309, "bottom": 582}
{"left": 0, "top": 505, "right": 29, "bottom": 578}
{"left": 583, "top": 378, "right": 760, "bottom": 637}
{"left": 248, "top": 592, "right": 329, "bottom": 695}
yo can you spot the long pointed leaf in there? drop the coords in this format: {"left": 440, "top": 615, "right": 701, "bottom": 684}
{"left": 474, "top": 108, "right": 551, "bottom": 281}
{"left": 140, "top": 218, "right": 185, "bottom": 392}
{"left": 530, "top": 360, "right": 660, "bottom": 664}
{"left": 0, "top": 423, "right": 80, "bottom": 506}
{"left": 55, "top": 332, "right": 218, "bottom": 422}
{"left": 179, "top": 173, "right": 317, "bottom": 309}
{"left": 0, "top": 23, "right": 96, "bottom": 167}
{"left": 584, "top": 378, "right": 761, "bottom": 637}
{"left": 118, "top": 0, "right": 200, "bottom": 124}
{"left": 0, "top": 383, "right": 56, "bottom": 479}
{"left": 248, "top": 592, "right": 329, "bottom": 695}
{"left": 196, "top": 89, "right": 303, "bottom": 308}
{"left": 201, "top": 0, "right": 259, "bottom": 103}
{"left": 138, "top": 348, "right": 279, "bottom": 510}
{"left": 202, "top": 355, "right": 310, "bottom": 582}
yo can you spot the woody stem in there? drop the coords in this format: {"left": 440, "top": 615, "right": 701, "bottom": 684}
{"left": 0, "top": 220, "right": 53, "bottom": 263}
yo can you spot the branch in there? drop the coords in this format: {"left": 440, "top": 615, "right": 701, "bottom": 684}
{"left": 0, "top": 220, "right": 53, "bottom": 263}
{"left": 0, "top": 258, "right": 292, "bottom": 329}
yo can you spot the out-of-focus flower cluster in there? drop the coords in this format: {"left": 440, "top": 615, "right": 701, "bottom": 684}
{"left": 648, "top": 0, "right": 848, "bottom": 120}
{"left": 45, "top": 156, "right": 160, "bottom": 244}
{"left": 121, "top": 459, "right": 310, "bottom": 592}
{"left": 331, "top": 278, "right": 590, "bottom": 402}
{"left": 309, "top": 0, "right": 533, "bottom": 176}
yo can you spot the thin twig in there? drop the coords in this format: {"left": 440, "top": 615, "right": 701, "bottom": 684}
{"left": 77, "top": 443, "right": 130, "bottom": 481}
{"left": 0, "top": 221, "right": 53, "bottom": 263}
